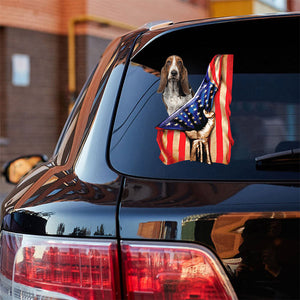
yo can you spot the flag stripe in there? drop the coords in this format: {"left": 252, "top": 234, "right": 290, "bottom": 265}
{"left": 214, "top": 55, "right": 224, "bottom": 164}
{"left": 222, "top": 55, "right": 230, "bottom": 164}
{"left": 225, "top": 55, "right": 234, "bottom": 164}
{"left": 210, "top": 54, "right": 234, "bottom": 165}
{"left": 210, "top": 56, "right": 217, "bottom": 85}
{"left": 215, "top": 86, "right": 224, "bottom": 163}
{"left": 173, "top": 131, "right": 180, "bottom": 162}
{"left": 156, "top": 129, "right": 190, "bottom": 165}
{"left": 220, "top": 55, "right": 228, "bottom": 164}
{"left": 167, "top": 130, "right": 175, "bottom": 164}
{"left": 208, "top": 55, "right": 222, "bottom": 87}
{"left": 221, "top": 69, "right": 228, "bottom": 164}
{"left": 157, "top": 128, "right": 167, "bottom": 163}
{"left": 215, "top": 55, "right": 221, "bottom": 86}
{"left": 222, "top": 55, "right": 233, "bottom": 164}
{"left": 178, "top": 131, "right": 187, "bottom": 161}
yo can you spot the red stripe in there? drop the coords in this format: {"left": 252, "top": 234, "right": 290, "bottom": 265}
{"left": 214, "top": 91, "right": 223, "bottom": 163}
{"left": 156, "top": 129, "right": 174, "bottom": 165}
{"left": 225, "top": 55, "right": 234, "bottom": 163}
{"left": 213, "top": 56, "right": 224, "bottom": 163}
{"left": 178, "top": 131, "right": 186, "bottom": 161}
{"left": 156, "top": 129, "right": 188, "bottom": 164}
{"left": 210, "top": 55, "right": 223, "bottom": 87}
{"left": 166, "top": 130, "right": 175, "bottom": 164}
{"left": 156, "top": 128, "right": 165, "bottom": 163}
{"left": 210, "top": 56, "right": 218, "bottom": 85}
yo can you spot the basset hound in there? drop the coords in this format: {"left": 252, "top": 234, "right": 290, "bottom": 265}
{"left": 157, "top": 55, "right": 193, "bottom": 115}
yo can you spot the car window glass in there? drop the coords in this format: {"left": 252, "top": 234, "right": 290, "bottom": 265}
{"left": 75, "top": 64, "right": 125, "bottom": 184}
{"left": 109, "top": 18, "right": 299, "bottom": 180}
{"left": 53, "top": 67, "right": 96, "bottom": 157}
{"left": 53, "top": 37, "right": 123, "bottom": 165}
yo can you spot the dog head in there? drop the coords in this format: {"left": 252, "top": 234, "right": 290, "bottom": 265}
{"left": 157, "top": 55, "right": 190, "bottom": 95}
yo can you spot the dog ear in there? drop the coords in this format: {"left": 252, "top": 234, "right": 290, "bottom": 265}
{"left": 180, "top": 65, "right": 190, "bottom": 95}
{"left": 157, "top": 66, "right": 168, "bottom": 93}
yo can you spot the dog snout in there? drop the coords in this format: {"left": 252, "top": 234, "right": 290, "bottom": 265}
{"left": 169, "top": 68, "right": 179, "bottom": 80}
{"left": 171, "top": 70, "right": 178, "bottom": 77}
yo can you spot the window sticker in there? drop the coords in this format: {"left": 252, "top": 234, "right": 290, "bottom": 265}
{"left": 156, "top": 54, "right": 234, "bottom": 165}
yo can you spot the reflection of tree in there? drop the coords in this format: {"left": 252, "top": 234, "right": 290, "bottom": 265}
{"left": 20, "top": 169, "right": 120, "bottom": 209}
{"left": 93, "top": 225, "right": 112, "bottom": 237}
{"left": 69, "top": 226, "right": 91, "bottom": 237}
{"left": 94, "top": 225, "right": 105, "bottom": 236}
{"left": 235, "top": 218, "right": 300, "bottom": 299}
{"left": 138, "top": 221, "right": 177, "bottom": 239}
{"left": 56, "top": 223, "right": 65, "bottom": 235}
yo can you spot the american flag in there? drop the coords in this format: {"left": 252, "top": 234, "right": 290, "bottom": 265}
{"left": 157, "top": 76, "right": 217, "bottom": 131}
{"left": 156, "top": 54, "right": 234, "bottom": 165}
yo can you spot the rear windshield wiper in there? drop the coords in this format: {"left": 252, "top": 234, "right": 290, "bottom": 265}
{"left": 255, "top": 148, "right": 300, "bottom": 171}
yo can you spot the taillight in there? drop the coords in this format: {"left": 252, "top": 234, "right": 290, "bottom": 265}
{"left": 0, "top": 231, "right": 121, "bottom": 300}
{"left": 121, "top": 241, "right": 237, "bottom": 300}
{"left": 0, "top": 231, "right": 237, "bottom": 300}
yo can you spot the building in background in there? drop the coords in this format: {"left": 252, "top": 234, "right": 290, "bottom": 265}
{"left": 0, "top": 0, "right": 298, "bottom": 167}
{"left": 0, "top": 0, "right": 207, "bottom": 166}
{"left": 208, "top": 0, "right": 299, "bottom": 17}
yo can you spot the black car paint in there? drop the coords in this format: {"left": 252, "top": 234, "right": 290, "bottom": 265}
{"left": 1, "top": 14, "right": 299, "bottom": 299}
{"left": 1, "top": 27, "right": 145, "bottom": 236}
{"left": 2, "top": 174, "right": 299, "bottom": 298}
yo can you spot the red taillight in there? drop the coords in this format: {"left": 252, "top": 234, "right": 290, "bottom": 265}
{"left": 0, "top": 231, "right": 121, "bottom": 299}
{"left": 121, "top": 241, "right": 237, "bottom": 300}
{"left": 0, "top": 231, "right": 236, "bottom": 300}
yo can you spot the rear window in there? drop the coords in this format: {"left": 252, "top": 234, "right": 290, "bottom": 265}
{"left": 109, "top": 16, "right": 299, "bottom": 180}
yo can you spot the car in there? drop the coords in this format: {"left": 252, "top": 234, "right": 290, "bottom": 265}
{"left": 1, "top": 13, "right": 299, "bottom": 300}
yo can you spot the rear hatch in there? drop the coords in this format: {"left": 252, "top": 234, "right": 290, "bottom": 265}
{"left": 109, "top": 15, "right": 300, "bottom": 299}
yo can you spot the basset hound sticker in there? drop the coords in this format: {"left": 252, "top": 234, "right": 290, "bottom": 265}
{"left": 156, "top": 54, "right": 234, "bottom": 165}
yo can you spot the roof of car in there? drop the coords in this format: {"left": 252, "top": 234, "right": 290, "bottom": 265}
{"left": 130, "top": 13, "right": 299, "bottom": 73}
{"left": 133, "top": 12, "right": 299, "bottom": 58}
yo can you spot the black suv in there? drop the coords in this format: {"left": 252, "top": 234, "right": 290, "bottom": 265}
{"left": 1, "top": 14, "right": 299, "bottom": 300}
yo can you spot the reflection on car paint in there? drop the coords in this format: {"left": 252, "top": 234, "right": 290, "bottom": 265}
{"left": 2, "top": 170, "right": 121, "bottom": 238}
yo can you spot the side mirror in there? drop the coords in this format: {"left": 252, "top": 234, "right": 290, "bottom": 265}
{"left": 2, "top": 154, "right": 48, "bottom": 185}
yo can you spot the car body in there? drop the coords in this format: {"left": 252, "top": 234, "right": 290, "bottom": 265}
{"left": 1, "top": 14, "right": 299, "bottom": 300}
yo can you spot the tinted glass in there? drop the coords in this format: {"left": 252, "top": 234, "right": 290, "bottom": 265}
{"left": 53, "top": 67, "right": 95, "bottom": 157}
{"left": 109, "top": 17, "right": 300, "bottom": 180}
{"left": 54, "top": 37, "right": 122, "bottom": 166}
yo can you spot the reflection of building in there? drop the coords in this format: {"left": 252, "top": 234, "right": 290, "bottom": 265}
{"left": 138, "top": 221, "right": 177, "bottom": 239}
{"left": 182, "top": 211, "right": 300, "bottom": 279}
{"left": 182, "top": 211, "right": 300, "bottom": 260}
{"left": 0, "top": 0, "right": 207, "bottom": 166}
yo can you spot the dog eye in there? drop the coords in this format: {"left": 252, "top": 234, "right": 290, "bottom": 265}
{"left": 178, "top": 60, "right": 182, "bottom": 66}
{"left": 166, "top": 60, "right": 171, "bottom": 65}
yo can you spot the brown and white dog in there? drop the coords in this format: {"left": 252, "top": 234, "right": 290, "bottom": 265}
{"left": 157, "top": 55, "right": 193, "bottom": 115}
